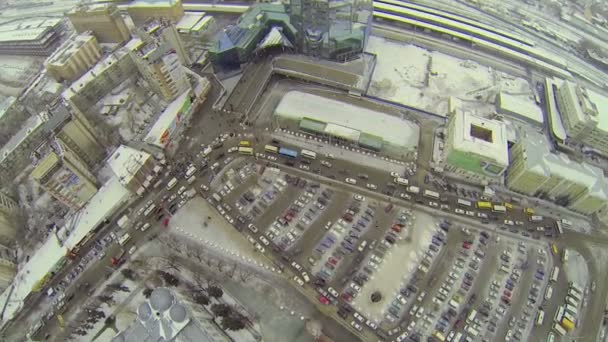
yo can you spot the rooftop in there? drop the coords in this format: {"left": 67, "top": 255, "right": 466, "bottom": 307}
{"left": 274, "top": 91, "right": 419, "bottom": 149}
{"left": 144, "top": 90, "right": 192, "bottom": 148}
{"left": 451, "top": 111, "right": 509, "bottom": 166}
{"left": 108, "top": 145, "right": 152, "bottom": 185}
{"left": 0, "top": 114, "right": 47, "bottom": 162}
{"left": 176, "top": 12, "right": 205, "bottom": 31}
{"left": 128, "top": 0, "right": 182, "bottom": 8}
{"left": 0, "top": 176, "right": 131, "bottom": 326}
{"left": 46, "top": 33, "right": 97, "bottom": 65}
{"left": 586, "top": 88, "right": 608, "bottom": 133}
{"left": 497, "top": 92, "right": 544, "bottom": 124}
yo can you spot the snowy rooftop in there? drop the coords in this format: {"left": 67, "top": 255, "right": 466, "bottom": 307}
{"left": 497, "top": 92, "right": 543, "bottom": 124}
{"left": 586, "top": 89, "right": 608, "bottom": 133}
{"left": 144, "top": 90, "right": 191, "bottom": 148}
{"left": 192, "top": 16, "right": 213, "bottom": 32}
{"left": 46, "top": 33, "right": 97, "bottom": 66}
{"left": 0, "top": 114, "right": 47, "bottom": 163}
{"left": 274, "top": 91, "right": 419, "bottom": 149}
{"left": 176, "top": 12, "right": 205, "bottom": 31}
{"left": 0, "top": 176, "right": 132, "bottom": 325}
{"left": 108, "top": 145, "right": 152, "bottom": 186}
{"left": 0, "top": 96, "right": 16, "bottom": 120}
{"left": 62, "top": 50, "right": 130, "bottom": 100}
{"left": 451, "top": 111, "right": 509, "bottom": 166}
{"left": 128, "top": 0, "right": 180, "bottom": 8}
{"left": 545, "top": 78, "right": 567, "bottom": 141}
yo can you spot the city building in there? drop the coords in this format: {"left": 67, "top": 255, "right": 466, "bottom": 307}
{"left": 0, "top": 19, "right": 62, "bottom": 56}
{"left": 108, "top": 145, "right": 156, "bottom": 195}
{"left": 287, "top": 0, "right": 373, "bottom": 61}
{"left": 209, "top": 4, "right": 297, "bottom": 70}
{"left": 506, "top": 134, "right": 608, "bottom": 215}
{"left": 556, "top": 81, "right": 608, "bottom": 154}
{"left": 443, "top": 111, "right": 509, "bottom": 185}
{"left": 44, "top": 32, "right": 103, "bottom": 83}
{"left": 0, "top": 97, "right": 28, "bottom": 148}
{"left": 44, "top": 100, "right": 106, "bottom": 168}
{"left": 495, "top": 92, "right": 544, "bottom": 125}
{"left": 0, "top": 250, "right": 16, "bottom": 293}
{"left": 112, "top": 287, "right": 230, "bottom": 342}
{"left": 67, "top": 4, "right": 131, "bottom": 44}
{"left": 0, "top": 191, "right": 18, "bottom": 250}
{"left": 176, "top": 12, "right": 216, "bottom": 41}
{"left": 144, "top": 90, "right": 197, "bottom": 150}
{"left": 30, "top": 143, "right": 99, "bottom": 210}
{"left": 0, "top": 114, "right": 49, "bottom": 187}
{"left": 273, "top": 91, "right": 419, "bottom": 157}
{"left": 127, "top": 22, "right": 191, "bottom": 102}
{"left": 62, "top": 49, "right": 138, "bottom": 113}
{"left": 126, "top": 0, "right": 185, "bottom": 27}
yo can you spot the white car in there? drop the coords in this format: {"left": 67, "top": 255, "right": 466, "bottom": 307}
{"left": 350, "top": 282, "right": 361, "bottom": 292}
{"left": 465, "top": 210, "right": 475, "bottom": 217}
{"left": 354, "top": 194, "right": 364, "bottom": 201}
{"left": 293, "top": 276, "right": 304, "bottom": 286}
{"left": 254, "top": 243, "right": 265, "bottom": 253}
{"left": 504, "top": 219, "right": 515, "bottom": 226}
{"left": 477, "top": 212, "right": 488, "bottom": 218}
{"left": 397, "top": 294, "right": 407, "bottom": 305}
{"left": 291, "top": 262, "right": 303, "bottom": 271}
{"left": 227, "top": 146, "right": 238, "bottom": 153}
{"left": 455, "top": 208, "right": 465, "bottom": 214}
{"left": 400, "top": 193, "right": 411, "bottom": 200}
{"left": 328, "top": 287, "right": 339, "bottom": 297}
{"left": 353, "top": 312, "right": 364, "bottom": 322}
{"left": 350, "top": 321, "right": 363, "bottom": 331}
{"left": 224, "top": 215, "right": 234, "bottom": 224}
{"left": 200, "top": 184, "right": 209, "bottom": 191}
{"left": 247, "top": 223, "right": 258, "bottom": 233}
{"left": 390, "top": 171, "right": 399, "bottom": 178}
{"left": 267, "top": 155, "right": 277, "bottom": 161}
{"left": 366, "top": 183, "right": 377, "bottom": 190}
{"left": 301, "top": 272, "right": 310, "bottom": 282}
{"left": 428, "top": 201, "right": 439, "bottom": 207}
{"left": 299, "top": 164, "right": 310, "bottom": 171}
{"left": 321, "top": 160, "right": 332, "bottom": 168}
{"left": 259, "top": 236, "right": 270, "bottom": 246}
{"left": 345, "top": 178, "right": 357, "bottom": 185}
{"left": 365, "top": 319, "right": 378, "bottom": 330}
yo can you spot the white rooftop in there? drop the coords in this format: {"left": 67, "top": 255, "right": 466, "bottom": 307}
{"left": 545, "top": 78, "right": 567, "bottom": 141}
{"left": 108, "top": 145, "right": 152, "bottom": 186}
{"left": 0, "top": 176, "right": 131, "bottom": 326}
{"left": 451, "top": 111, "right": 509, "bottom": 166}
{"left": 274, "top": 91, "right": 419, "bottom": 149}
{"left": 191, "top": 16, "right": 213, "bottom": 32}
{"left": 497, "top": 92, "right": 544, "bottom": 124}
{"left": 176, "top": 12, "right": 205, "bottom": 31}
{"left": 144, "top": 91, "right": 191, "bottom": 148}
{"left": 586, "top": 89, "right": 608, "bottom": 133}
{"left": 0, "top": 114, "right": 47, "bottom": 163}
{"left": 46, "top": 33, "right": 96, "bottom": 66}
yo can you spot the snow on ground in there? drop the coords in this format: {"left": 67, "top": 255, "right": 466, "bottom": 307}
{"left": 366, "top": 36, "right": 536, "bottom": 117}
{"left": 0, "top": 55, "right": 42, "bottom": 87}
{"left": 564, "top": 249, "right": 589, "bottom": 289}
{"left": 353, "top": 209, "right": 435, "bottom": 321}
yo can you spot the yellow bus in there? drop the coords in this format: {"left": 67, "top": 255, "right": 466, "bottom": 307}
{"left": 524, "top": 207, "right": 535, "bottom": 215}
{"left": 238, "top": 147, "right": 253, "bottom": 155}
{"left": 503, "top": 202, "right": 513, "bottom": 211}
{"left": 476, "top": 201, "right": 493, "bottom": 210}
{"left": 264, "top": 144, "right": 279, "bottom": 154}
{"left": 432, "top": 331, "right": 446, "bottom": 341}
{"left": 239, "top": 140, "right": 251, "bottom": 147}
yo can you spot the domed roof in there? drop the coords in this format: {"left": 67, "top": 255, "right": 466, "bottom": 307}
{"left": 137, "top": 302, "right": 152, "bottom": 320}
{"left": 169, "top": 303, "right": 187, "bottom": 322}
{"left": 149, "top": 288, "right": 174, "bottom": 312}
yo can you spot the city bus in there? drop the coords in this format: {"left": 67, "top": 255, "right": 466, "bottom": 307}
{"left": 185, "top": 166, "right": 197, "bottom": 178}
{"left": 166, "top": 177, "right": 178, "bottom": 190}
{"left": 144, "top": 204, "right": 156, "bottom": 217}
{"left": 553, "top": 322, "right": 567, "bottom": 336}
{"left": 238, "top": 147, "right": 253, "bottom": 155}
{"left": 492, "top": 205, "right": 507, "bottom": 213}
{"left": 556, "top": 221, "right": 564, "bottom": 235}
{"left": 264, "top": 144, "right": 279, "bottom": 154}
{"left": 457, "top": 199, "right": 472, "bottom": 207}
{"left": 550, "top": 266, "right": 560, "bottom": 282}
{"left": 503, "top": 202, "right": 513, "bottom": 211}
{"left": 118, "top": 233, "right": 131, "bottom": 246}
{"left": 407, "top": 186, "right": 420, "bottom": 194}
{"left": 423, "top": 189, "right": 440, "bottom": 199}
{"left": 238, "top": 140, "right": 251, "bottom": 147}
{"left": 565, "top": 295, "right": 579, "bottom": 306}
{"left": 569, "top": 282, "right": 584, "bottom": 295}
{"left": 535, "top": 309, "right": 545, "bottom": 326}
{"left": 395, "top": 177, "right": 409, "bottom": 186}
{"left": 301, "top": 149, "right": 317, "bottom": 160}
{"left": 554, "top": 305, "right": 565, "bottom": 322}
{"left": 279, "top": 147, "right": 298, "bottom": 159}
{"left": 476, "top": 201, "right": 493, "bottom": 210}
{"left": 564, "top": 304, "right": 578, "bottom": 316}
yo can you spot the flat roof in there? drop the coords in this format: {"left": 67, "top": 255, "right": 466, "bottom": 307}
{"left": 0, "top": 176, "right": 131, "bottom": 326}
{"left": 191, "top": 16, "right": 213, "bottom": 32}
{"left": 108, "top": 145, "right": 152, "bottom": 185}
{"left": 176, "top": 12, "right": 205, "bottom": 31}
{"left": 46, "top": 33, "right": 96, "bottom": 65}
{"left": 0, "top": 114, "right": 46, "bottom": 163}
{"left": 274, "top": 91, "right": 419, "bottom": 149}
{"left": 128, "top": 0, "right": 181, "bottom": 8}
{"left": 62, "top": 50, "right": 129, "bottom": 100}
{"left": 497, "top": 92, "right": 543, "bottom": 124}
{"left": 451, "top": 111, "right": 509, "bottom": 166}
{"left": 586, "top": 89, "right": 608, "bottom": 133}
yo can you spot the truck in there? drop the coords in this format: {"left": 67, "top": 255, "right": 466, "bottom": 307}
{"left": 116, "top": 215, "right": 130, "bottom": 229}
{"left": 407, "top": 186, "right": 420, "bottom": 194}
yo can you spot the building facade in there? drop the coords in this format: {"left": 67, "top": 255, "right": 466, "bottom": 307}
{"left": 0, "top": 191, "right": 18, "bottom": 249}
{"left": 0, "top": 19, "right": 62, "bottom": 56}
{"left": 67, "top": 4, "right": 131, "bottom": 44}
{"left": 108, "top": 145, "right": 156, "bottom": 194}
{"left": 45, "top": 32, "right": 103, "bottom": 82}
{"left": 443, "top": 111, "right": 509, "bottom": 185}
{"left": 506, "top": 134, "right": 608, "bottom": 215}
{"left": 126, "top": 0, "right": 185, "bottom": 27}
{"left": 556, "top": 81, "right": 608, "bottom": 153}
{"left": 31, "top": 148, "right": 98, "bottom": 210}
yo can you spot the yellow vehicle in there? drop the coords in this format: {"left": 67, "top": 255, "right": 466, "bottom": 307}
{"left": 503, "top": 202, "right": 513, "bottom": 211}
{"left": 238, "top": 140, "right": 251, "bottom": 147}
{"left": 432, "top": 331, "right": 446, "bottom": 341}
{"left": 476, "top": 201, "right": 492, "bottom": 210}
{"left": 561, "top": 318, "right": 575, "bottom": 331}
{"left": 238, "top": 147, "right": 253, "bottom": 155}
{"left": 524, "top": 207, "right": 535, "bottom": 215}
{"left": 551, "top": 243, "right": 559, "bottom": 256}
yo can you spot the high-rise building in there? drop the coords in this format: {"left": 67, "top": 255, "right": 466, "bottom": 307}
{"left": 128, "top": 21, "right": 190, "bottom": 102}
{"left": 67, "top": 4, "right": 131, "bottom": 44}
{"left": 556, "top": 81, "right": 608, "bottom": 154}
{"left": 287, "top": 0, "right": 372, "bottom": 61}
{"left": 443, "top": 111, "right": 509, "bottom": 185}
{"left": 126, "top": 0, "right": 185, "bottom": 27}
{"left": 506, "top": 134, "right": 608, "bottom": 215}
{"left": 44, "top": 32, "right": 103, "bottom": 82}
{"left": 108, "top": 145, "right": 157, "bottom": 195}
{"left": 31, "top": 144, "right": 98, "bottom": 210}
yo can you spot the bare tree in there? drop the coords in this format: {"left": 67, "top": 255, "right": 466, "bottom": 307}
{"left": 163, "top": 254, "right": 181, "bottom": 272}
{"left": 239, "top": 269, "right": 253, "bottom": 283}
{"left": 226, "top": 262, "right": 237, "bottom": 279}
{"left": 216, "top": 259, "right": 225, "bottom": 273}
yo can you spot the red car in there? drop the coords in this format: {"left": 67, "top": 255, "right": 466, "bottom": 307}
{"left": 328, "top": 257, "right": 339, "bottom": 266}
{"left": 385, "top": 204, "right": 394, "bottom": 213}
{"left": 341, "top": 293, "right": 353, "bottom": 302}
{"left": 462, "top": 242, "right": 471, "bottom": 249}
{"left": 503, "top": 289, "right": 512, "bottom": 297}
{"left": 319, "top": 296, "right": 330, "bottom": 305}
{"left": 391, "top": 225, "right": 402, "bottom": 233}
{"left": 501, "top": 295, "right": 511, "bottom": 304}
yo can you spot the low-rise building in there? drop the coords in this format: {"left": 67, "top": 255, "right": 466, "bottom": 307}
{"left": 506, "top": 134, "right": 608, "bottom": 215}
{"left": 443, "top": 111, "right": 509, "bottom": 185}
{"left": 67, "top": 4, "right": 131, "bottom": 44}
{"left": 495, "top": 92, "right": 543, "bottom": 125}
{"left": 44, "top": 32, "right": 102, "bottom": 82}
{"left": 556, "top": 81, "right": 608, "bottom": 154}
{"left": 126, "top": 0, "right": 185, "bottom": 27}
{"left": 108, "top": 145, "right": 156, "bottom": 195}
{"left": 0, "top": 19, "right": 62, "bottom": 56}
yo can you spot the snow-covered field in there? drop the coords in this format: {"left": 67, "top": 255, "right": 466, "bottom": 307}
{"left": 366, "top": 36, "right": 536, "bottom": 117}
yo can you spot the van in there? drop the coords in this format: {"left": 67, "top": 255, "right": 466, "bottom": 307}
{"left": 166, "top": 177, "right": 178, "bottom": 190}
{"left": 141, "top": 223, "right": 151, "bottom": 232}
{"left": 187, "top": 175, "right": 196, "bottom": 184}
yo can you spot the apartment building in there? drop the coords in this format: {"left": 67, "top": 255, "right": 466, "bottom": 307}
{"left": 44, "top": 32, "right": 102, "bottom": 82}
{"left": 67, "top": 4, "right": 131, "bottom": 44}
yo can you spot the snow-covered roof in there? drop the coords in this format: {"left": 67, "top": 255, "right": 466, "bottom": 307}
{"left": 62, "top": 50, "right": 130, "bottom": 100}
{"left": 144, "top": 91, "right": 192, "bottom": 148}
{"left": 0, "top": 114, "right": 46, "bottom": 163}
{"left": 176, "top": 12, "right": 205, "bottom": 31}
{"left": 0, "top": 176, "right": 132, "bottom": 326}
{"left": 586, "top": 89, "right": 608, "bottom": 133}
{"left": 450, "top": 111, "right": 509, "bottom": 166}
{"left": 108, "top": 145, "right": 152, "bottom": 185}
{"left": 192, "top": 16, "right": 213, "bottom": 32}
{"left": 497, "top": 92, "right": 543, "bottom": 124}
{"left": 274, "top": 91, "right": 419, "bottom": 149}
{"left": 128, "top": 0, "right": 180, "bottom": 8}
{"left": 545, "top": 78, "right": 567, "bottom": 141}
